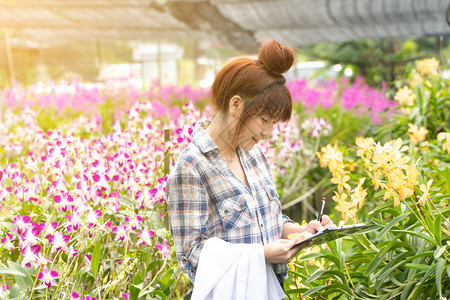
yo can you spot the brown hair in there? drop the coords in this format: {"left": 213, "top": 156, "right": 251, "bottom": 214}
{"left": 211, "top": 39, "right": 294, "bottom": 139}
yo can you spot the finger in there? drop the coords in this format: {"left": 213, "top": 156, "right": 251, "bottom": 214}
{"left": 306, "top": 221, "right": 321, "bottom": 233}
{"left": 321, "top": 215, "right": 333, "bottom": 227}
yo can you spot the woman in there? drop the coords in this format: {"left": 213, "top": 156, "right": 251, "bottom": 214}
{"left": 166, "top": 39, "right": 332, "bottom": 292}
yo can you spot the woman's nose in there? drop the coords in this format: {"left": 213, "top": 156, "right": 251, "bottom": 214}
{"left": 262, "top": 123, "right": 273, "bottom": 138}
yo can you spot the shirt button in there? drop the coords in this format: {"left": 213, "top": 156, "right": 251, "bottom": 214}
{"left": 224, "top": 209, "right": 229, "bottom": 214}
{"left": 260, "top": 223, "right": 264, "bottom": 228}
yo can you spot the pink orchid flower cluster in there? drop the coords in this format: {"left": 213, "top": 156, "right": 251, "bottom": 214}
{"left": 1, "top": 78, "right": 209, "bottom": 117}
{"left": 287, "top": 76, "right": 397, "bottom": 124}
{"left": 0, "top": 95, "right": 212, "bottom": 298}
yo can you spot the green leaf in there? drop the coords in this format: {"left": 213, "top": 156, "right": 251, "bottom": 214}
{"left": 390, "top": 229, "right": 436, "bottom": 245}
{"left": 434, "top": 214, "right": 442, "bottom": 246}
{"left": 446, "top": 167, "right": 450, "bottom": 194}
{"left": 364, "top": 250, "right": 385, "bottom": 276}
{"left": 369, "top": 202, "right": 392, "bottom": 215}
{"left": 285, "top": 288, "right": 308, "bottom": 295}
{"left": 138, "top": 287, "right": 155, "bottom": 298}
{"left": 436, "top": 258, "right": 445, "bottom": 298}
{"left": 404, "top": 263, "right": 430, "bottom": 271}
{"left": 301, "top": 285, "right": 326, "bottom": 297}
{"left": 376, "top": 213, "right": 410, "bottom": 240}
{"left": 130, "top": 273, "right": 143, "bottom": 300}
{"left": 7, "top": 261, "right": 34, "bottom": 290}
{"left": 305, "top": 269, "right": 325, "bottom": 284}
{"left": 151, "top": 289, "right": 167, "bottom": 298}
{"left": 365, "top": 234, "right": 403, "bottom": 277}
{"left": 298, "top": 253, "right": 341, "bottom": 270}
{"left": 91, "top": 239, "right": 102, "bottom": 278}
{"left": 119, "top": 195, "right": 136, "bottom": 207}
{"left": 447, "top": 265, "right": 450, "bottom": 278}
{"left": 8, "top": 284, "right": 21, "bottom": 299}
{"left": 0, "top": 268, "right": 27, "bottom": 276}
{"left": 147, "top": 260, "right": 162, "bottom": 273}
{"left": 355, "top": 284, "right": 378, "bottom": 299}
{"left": 321, "top": 283, "right": 354, "bottom": 296}
{"left": 434, "top": 246, "right": 445, "bottom": 259}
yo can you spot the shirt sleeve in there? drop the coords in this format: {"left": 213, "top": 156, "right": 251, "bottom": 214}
{"left": 166, "top": 158, "right": 209, "bottom": 282}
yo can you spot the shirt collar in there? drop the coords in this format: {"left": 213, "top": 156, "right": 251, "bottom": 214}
{"left": 191, "top": 121, "right": 220, "bottom": 154}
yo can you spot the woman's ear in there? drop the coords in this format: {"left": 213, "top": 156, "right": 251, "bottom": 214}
{"left": 228, "top": 95, "right": 243, "bottom": 118}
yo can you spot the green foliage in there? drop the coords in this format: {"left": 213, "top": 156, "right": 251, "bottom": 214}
{"left": 286, "top": 58, "right": 450, "bottom": 299}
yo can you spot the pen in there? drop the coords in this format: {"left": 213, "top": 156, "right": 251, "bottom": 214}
{"left": 317, "top": 197, "right": 326, "bottom": 222}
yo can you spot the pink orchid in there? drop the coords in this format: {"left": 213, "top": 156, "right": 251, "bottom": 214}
{"left": 21, "top": 244, "right": 42, "bottom": 268}
{"left": 124, "top": 213, "right": 142, "bottom": 231}
{"left": 155, "top": 239, "right": 171, "bottom": 259}
{"left": 111, "top": 222, "right": 128, "bottom": 241}
{"left": 53, "top": 192, "right": 74, "bottom": 212}
{"left": 82, "top": 296, "right": 97, "bottom": 300}
{"left": 70, "top": 291, "right": 80, "bottom": 299}
{"left": 65, "top": 211, "right": 82, "bottom": 232}
{"left": 19, "top": 223, "right": 41, "bottom": 249}
{"left": 86, "top": 209, "right": 102, "bottom": 227}
{"left": 67, "top": 246, "right": 79, "bottom": 258}
{"left": 92, "top": 172, "right": 111, "bottom": 192}
{"left": 38, "top": 266, "right": 58, "bottom": 288}
{"left": 122, "top": 291, "right": 130, "bottom": 300}
{"left": 1, "top": 233, "right": 14, "bottom": 250}
{"left": 0, "top": 284, "right": 9, "bottom": 296}
{"left": 40, "top": 221, "right": 58, "bottom": 238}
{"left": 47, "top": 231, "right": 71, "bottom": 253}
{"left": 12, "top": 213, "right": 31, "bottom": 234}
{"left": 136, "top": 226, "right": 155, "bottom": 246}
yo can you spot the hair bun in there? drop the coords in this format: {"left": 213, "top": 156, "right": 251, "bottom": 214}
{"left": 257, "top": 40, "right": 294, "bottom": 75}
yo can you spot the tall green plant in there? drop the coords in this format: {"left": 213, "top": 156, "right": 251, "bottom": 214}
{"left": 286, "top": 58, "right": 450, "bottom": 299}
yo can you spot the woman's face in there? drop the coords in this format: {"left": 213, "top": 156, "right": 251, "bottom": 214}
{"left": 235, "top": 113, "right": 275, "bottom": 151}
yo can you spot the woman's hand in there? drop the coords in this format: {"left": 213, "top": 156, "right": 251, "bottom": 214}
{"left": 264, "top": 234, "right": 311, "bottom": 264}
{"left": 305, "top": 215, "right": 335, "bottom": 234}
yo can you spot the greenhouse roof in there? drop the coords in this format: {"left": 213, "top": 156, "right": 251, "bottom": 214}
{"left": 1, "top": 0, "right": 449, "bottom": 51}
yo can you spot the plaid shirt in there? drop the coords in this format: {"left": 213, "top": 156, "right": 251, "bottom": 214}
{"left": 166, "top": 121, "right": 292, "bottom": 282}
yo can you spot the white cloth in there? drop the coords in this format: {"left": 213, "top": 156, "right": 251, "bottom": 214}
{"left": 191, "top": 237, "right": 286, "bottom": 300}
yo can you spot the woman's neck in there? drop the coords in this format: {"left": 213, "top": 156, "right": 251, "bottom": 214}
{"left": 206, "top": 115, "right": 238, "bottom": 159}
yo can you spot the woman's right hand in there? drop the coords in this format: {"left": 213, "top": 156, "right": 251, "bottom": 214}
{"left": 263, "top": 234, "right": 311, "bottom": 264}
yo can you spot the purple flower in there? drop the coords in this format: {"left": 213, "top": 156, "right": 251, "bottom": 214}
{"left": 155, "top": 239, "right": 171, "bottom": 259}
{"left": 47, "top": 231, "right": 71, "bottom": 253}
{"left": 21, "top": 244, "right": 42, "bottom": 268}
{"left": 136, "top": 226, "right": 155, "bottom": 246}
{"left": 111, "top": 222, "right": 128, "bottom": 241}
{"left": 122, "top": 291, "right": 130, "bottom": 300}
{"left": 38, "top": 266, "right": 58, "bottom": 288}
{"left": 12, "top": 213, "right": 31, "bottom": 234}
{"left": 70, "top": 291, "right": 80, "bottom": 299}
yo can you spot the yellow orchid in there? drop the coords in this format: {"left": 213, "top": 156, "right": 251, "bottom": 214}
{"left": 351, "top": 185, "right": 368, "bottom": 209}
{"left": 394, "top": 86, "right": 416, "bottom": 106}
{"left": 367, "top": 170, "right": 386, "bottom": 191}
{"left": 437, "top": 132, "right": 450, "bottom": 154}
{"left": 409, "top": 72, "right": 423, "bottom": 89}
{"left": 330, "top": 173, "right": 351, "bottom": 194}
{"left": 418, "top": 179, "right": 433, "bottom": 205}
{"left": 332, "top": 191, "right": 348, "bottom": 203}
{"left": 407, "top": 123, "right": 429, "bottom": 145}
{"left": 356, "top": 137, "right": 375, "bottom": 159}
{"left": 415, "top": 57, "right": 439, "bottom": 77}
{"left": 390, "top": 138, "right": 409, "bottom": 160}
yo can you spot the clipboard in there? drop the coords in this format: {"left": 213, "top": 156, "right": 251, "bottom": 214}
{"left": 294, "top": 223, "right": 380, "bottom": 247}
